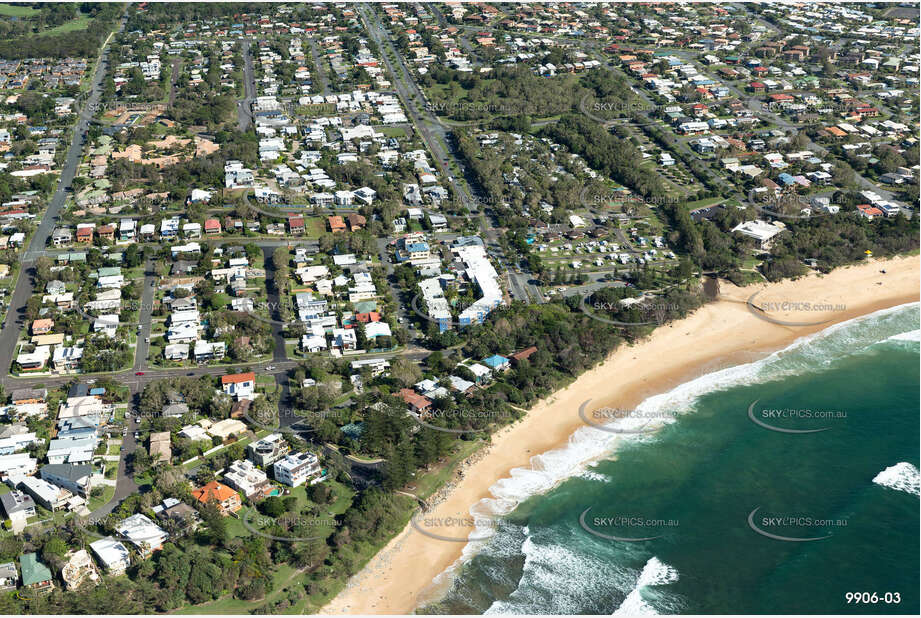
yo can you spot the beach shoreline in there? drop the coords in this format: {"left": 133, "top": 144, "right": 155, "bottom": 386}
{"left": 321, "top": 255, "right": 920, "bottom": 616}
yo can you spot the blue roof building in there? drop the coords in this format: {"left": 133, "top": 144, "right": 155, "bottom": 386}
{"left": 482, "top": 355, "right": 510, "bottom": 370}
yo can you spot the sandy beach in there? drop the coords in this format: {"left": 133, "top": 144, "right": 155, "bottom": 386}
{"left": 321, "top": 255, "right": 920, "bottom": 615}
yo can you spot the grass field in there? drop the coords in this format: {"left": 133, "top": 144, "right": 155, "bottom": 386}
{"left": 0, "top": 4, "right": 38, "bottom": 17}
{"left": 43, "top": 14, "right": 91, "bottom": 35}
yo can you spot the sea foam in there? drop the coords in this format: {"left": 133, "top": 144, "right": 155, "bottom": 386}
{"left": 872, "top": 462, "right": 920, "bottom": 496}
{"left": 613, "top": 557, "right": 680, "bottom": 615}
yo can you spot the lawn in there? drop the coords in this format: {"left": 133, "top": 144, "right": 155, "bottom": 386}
{"left": 43, "top": 14, "right": 91, "bottom": 35}
{"left": 0, "top": 4, "right": 38, "bottom": 17}
{"left": 685, "top": 196, "right": 725, "bottom": 209}
{"left": 305, "top": 217, "right": 326, "bottom": 238}
{"left": 378, "top": 125, "right": 407, "bottom": 138}
{"left": 88, "top": 485, "right": 116, "bottom": 512}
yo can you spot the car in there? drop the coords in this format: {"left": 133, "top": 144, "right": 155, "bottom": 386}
{"left": 145, "top": 337, "right": 149, "bottom": 343}
{"left": 187, "top": 372, "right": 195, "bottom": 376}
{"left": 135, "top": 372, "right": 144, "bottom": 376}
{"left": 265, "top": 365, "right": 275, "bottom": 371}
{"left": 137, "top": 324, "right": 143, "bottom": 332}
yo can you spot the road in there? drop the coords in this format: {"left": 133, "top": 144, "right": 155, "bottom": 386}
{"left": 0, "top": 10, "right": 127, "bottom": 376}
{"left": 359, "top": 5, "right": 544, "bottom": 304}
{"left": 307, "top": 37, "right": 330, "bottom": 96}
{"left": 261, "top": 245, "right": 290, "bottom": 363}
{"left": 237, "top": 39, "right": 255, "bottom": 131}
{"left": 167, "top": 57, "right": 181, "bottom": 109}
{"left": 132, "top": 257, "right": 156, "bottom": 372}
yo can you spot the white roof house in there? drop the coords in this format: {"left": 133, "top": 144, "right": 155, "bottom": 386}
{"left": 731, "top": 219, "right": 786, "bottom": 248}
{"left": 364, "top": 321, "right": 392, "bottom": 339}
{"left": 89, "top": 537, "right": 131, "bottom": 574}
{"left": 116, "top": 514, "right": 168, "bottom": 555}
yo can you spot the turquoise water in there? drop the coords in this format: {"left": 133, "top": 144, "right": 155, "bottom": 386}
{"left": 420, "top": 304, "right": 920, "bottom": 615}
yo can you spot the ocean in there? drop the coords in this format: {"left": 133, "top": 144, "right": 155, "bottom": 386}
{"left": 418, "top": 303, "right": 920, "bottom": 615}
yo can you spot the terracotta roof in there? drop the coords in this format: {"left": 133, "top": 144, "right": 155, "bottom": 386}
{"left": 221, "top": 372, "right": 255, "bottom": 385}
{"left": 399, "top": 388, "right": 432, "bottom": 410}
{"left": 192, "top": 481, "right": 237, "bottom": 504}
{"left": 511, "top": 346, "right": 537, "bottom": 361}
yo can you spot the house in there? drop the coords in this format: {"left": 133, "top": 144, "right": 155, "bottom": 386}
{"left": 10, "top": 388, "right": 46, "bottom": 405}
{"left": 52, "top": 345, "right": 84, "bottom": 370}
{"left": 273, "top": 451, "right": 321, "bottom": 487}
{"left": 204, "top": 218, "right": 221, "bottom": 235}
{"left": 347, "top": 213, "right": 366, "bottom": 231}
{"left": 153, "top": 498, "right": 200, "bottom": 534}
{"left": 511, "top": 346, "right": 538, "bottom": 364}
{"left": 97, "top": 224, "right": 116, "bottom": 241}
{"left": 364, "top": 321, "right": 392, "bottom": 341}
{"left": 161, "top": 403, "right": 188, "bottom": 418}
{"left": 207, "top": 418, "right": 247, "bottom": 440}
{"left": 89, "top": 537, "right": 131, "bottom": 575}
{"left": 19, "top": 553, "right": 53, "bottom": 592}
{"left": 183, "top": 223, "right": 202, "bottom": 238}
{"left": 75, "top": 225, "right": 93, "bottom": 243}
{"left": 246, "top": 433, "right": 290, "bottom": 466}
{"left": 482, "top": 354, "right": 510, "bottom": 372}
{"left": 18, "top": 476, "right": 70, "bottom": 511}
{"left": 61, "top": 549, "right": 99, "bottom": 590}
{"left": 164, "top": 343, "right": 190, "bottom": 361}
{"left": 301, "top": 334, "right": 328, "bottom": 353}
{"left": 328, "top": 215, "right": 346, "bottom": 233}
{"left": 221, "top": 372, "right": 255, "bottom": 400}
{"left": 732, "top": 219, "right": 785, "bottom": 249}
{"left": 52, "top": 227, "right": 73, "bottom": 246}
{"left": 148, "top": 432, "right": 171, "bottom": 464}
{"left": 0, "top": 453, "right": 37, "bottom": 478}
{"left": 116, "top": 514, "right": 168, "bottom": 556}
{"left": 287, "top": 215, "right": 305, "bottom": 234}
{"left": 31, "top": 319, "right": 54, "bottom": 336}
{"left": 856, "top": 204, "right": 884, "bottom": 220}
{"left": 449, "top": 375, "right": 476, "bottom": 394}
{"left": 428, "top": 213, "right": 448, "bottom": 231}
{"left": 0, "top": 563, "right": 17, "bottom": 590}
{"left": 398, "top": 388, "right": 433, "bottom": 414}
{"left": 40, "top": 463, "right": 92, "bottom": 496}
{"left": 332, "top": 328, "right": 357, "bottom": 351}
{"left": 223, "top": 459, "right": 271, "bottom": 499}
{"left": 0, "top": 490, "right": 36, "bottom": 524}
{"left": 194, "top": 340, "right": 226, "bottom": 362}
{"left": 192, "top": 481, "right": 241, "bottom": 515}
{"left": 119, "top": 219, "right": 136, "bottom": 241}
